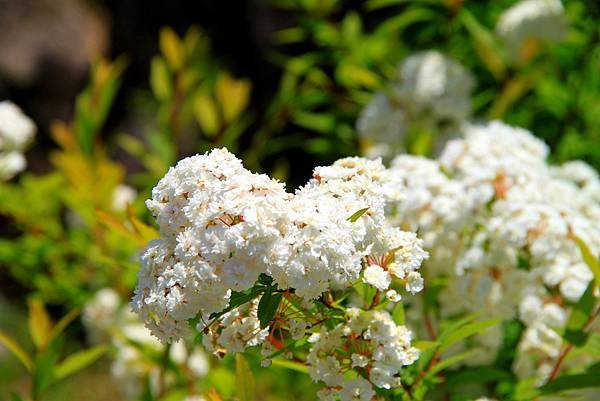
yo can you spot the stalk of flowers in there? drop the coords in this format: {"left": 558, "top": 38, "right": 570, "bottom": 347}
{"left": 132, "top": 148, "right": 428, "bottom": 400}
{"left": 0, "top": 101, "right": 36, "bottom": 180}
{"left": 83, "top": 288, "right": 209, "bottom": 400}
{"left": 357, "top": 51, "right": 474, "bottom": 160}
{"left": 387, "top": 120, "right": 600, "bottom": 381}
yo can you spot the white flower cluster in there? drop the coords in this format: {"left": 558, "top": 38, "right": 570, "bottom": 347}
{"left": 132, "top": 148, "right": 427, "bottom": 343}
{"left": 388, "top": 121, "right": 600, "bottom": 380}
{"left": 0, "top": 101, "right": 36, "bottom": 180}
{"left": 496, "top": 0, "right": 567, "bottom": 61}
{"left": 357, "top": 51, "right": 474, "bottom": 159}
{"left": 83, "top": 288, "right": 209, "bottom": 400}
{"left": 308, "top": 308, "right": 419, "bottom": 400}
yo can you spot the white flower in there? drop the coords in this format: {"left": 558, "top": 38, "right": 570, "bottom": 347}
{"left": 0, "top": 101, "right": 35, "bottom": 179}
{"left": 406, "top": 272, "right": 424, "bottom": 294}
{"left": 387, "top": 120, "right": 600, "bottom": 378}
{"left": 339, "top": 377, "right": 375, "bottom": 401}
{"left": 397, "top": 51, "right": 474, "bottom": 124}
{"left": 112, "top": 184, "right": 137, "bottom": 211}
{"left": 385, "top": 289, "right": 402, "bottom": 302}
{"left": 82, "top": 288, "right": 121, "bottom": 343}
{"left": 363, "top": 264, "right": 391, "bottom": 291}
{"left": 496, "top": 0, "right": 566, "bottom": 60}
{"left": 0, "top": 101, "right": 36, "bottom": 149}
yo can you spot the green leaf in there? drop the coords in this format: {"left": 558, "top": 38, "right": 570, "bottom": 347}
{"left": 347, "top": 207, "right": 369, "bottom": 222}
{"left": 160, "top": 27, "right": 185, "bottom": 71}
{"left": 540, "top": 365, "right": 600, "bottom": 394}
{"left": 0, "top": 330, "right": 33, "bottom": 372}
{"left": 257, "top": 288, "right": 282, "bottom": 329}
{"left": 413, "top": 341, "right": 439, "bottom": 351}
{"left": 54, "top": 345, "right": 108, "bottom": 381}
{"left": 574, "top": 236, "right": 600, "bottom": 288}
{"left": 271, "top": 358, "right": 309, "bottom": 373}
{"left": 427, "top": 350, "right": 480, "bottom": 377}
{"left": 446, "top": 366, "right": 513, "bottom": 387}
{"left": 235, "top": 353, "right": 255, "bottom": 401}
{"left": 458, "top": 9, "right": 506, "bottom": 80}
{"left": 438, "top": 318, "right": 501, "bottom": 353}
{"left": 27, "top": 298, "right": 52, "bottom": 350}
{"left": 564, "top": 282, "right": 595, "bottom": 346}
{"left": 47, "top": 308, "right": 80, "bottom": 346}
{"left": 150, "top": 57, "right": 172, "bottom": 101}
{"left": 392, "top": 301, "right": 405, "bottom": 325}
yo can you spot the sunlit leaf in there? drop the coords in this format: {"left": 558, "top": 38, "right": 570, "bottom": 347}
{"left": 194, "top": 92, "right": 221, "bottom": 136}
{"left": 439, "top": 318, "right": 500, "bottom": 353}
{"left": 564, "top": 282, "right": 595, "bottom": 346}
{"left": 27, "top": 298, "right": 52, "bottom": 350}
{"left": 574, "top": 236, "right": 600, "bottom": 288}
{"left": 235, "top": 353, "right": 255, "bottom": 401}
{"left": 150, "top": 57, "right": 172, "bottom": 101}
{"left": 54, "top": 345, "right": 108, "bottom": 381}
{"left": 216, "top": 73, "right": 252, "bottom": 123}
{"left": 160, "top": 27, "right": 185, "bottom": 71}
{"left": 347, "top": 208, "right": 369, "bottom": 222}
{"left": 0, "top": 330, "right": 33, "bottom": 372}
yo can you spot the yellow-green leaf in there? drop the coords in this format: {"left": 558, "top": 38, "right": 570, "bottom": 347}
{"left": 575, "top": 236, "right": 600, "bottom": 288}
{"left": 216, "top": 73, "right": 252, "bottom": 123}
{"left": 348, "top": 208, "right": 369, "bottom": 222}
{"left": 160, "top": 27, "right": 185, "bottom": 71}
{"left": 48, "top": 308, "right": 80, "bottom": 345}
{"left": 27, "top": 298, "right": 52, "bottom": 350}
{"left": 54, "top": 345, "right": 108, "bottom": 381}
{"left": 235, "top": 353, "right": 255, "bottom": 401}
{"left": 194, "top": 92, "right": 221, "bottom": 136}
{"left": 150, "top": 57, "right": 172, "bottom": 101}
{"left": 0, "top": 330, "right": 33, "bottom": 372}
{"left": 459, "top": 9, "right": 506, "bottom": 81}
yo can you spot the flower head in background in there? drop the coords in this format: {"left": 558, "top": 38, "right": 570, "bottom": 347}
{"left": 0, "top": 101, "right": 36, "bottom": 180}
{"left": 388, "top": 120, "right": 600, "bottom": 381}
{"left": 496, "top": 0, "right": 567, "bottom": 62}
{"left": 357, "top": 51, "right": 474, "bottom": 159}
{"left": 83, "top": 288, "right": 209, "bottom": 400}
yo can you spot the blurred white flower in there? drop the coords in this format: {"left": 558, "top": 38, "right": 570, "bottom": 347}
{"left": 496, "top": 0, "right": 567, "bottom": 61}
{"left": 0, "top": 101, "right": 36, "bottom": 179}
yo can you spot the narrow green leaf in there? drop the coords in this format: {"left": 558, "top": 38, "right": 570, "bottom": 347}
{"left": 0, "top": 330, "right": 32, "bottom": 372}
{"left": 458, "top": 9, "right": 506, "bottom": 80}
{"left": 413, "top": 341, "right": 439, "bottom": 351}
{"left": 150, "top": 57, "right": 172, "bottom": 101}
{"left": 427, "top": 350, "right": 480, "bottom": 377}
{"left": 392, "top": 302, "right": 405, "bottom": 325}
{"left": 575, "top": 236, "right": 600, "bottom": 288}
{"left": 439, "top": 318, "right": 501, "bottom": 353}
{"left": 564, "top": 282, "right": 595, "bottom": 346}
{"left": 540, "top": 371, "right": 600, "bottom": 394}
{"left": 54, "top": 345, "right": 108, "bottom": 381}
{"left": 27, "top": 298, "right": 52, "bottom": 350}
{"left": 446, "top": 366, "right": 512, "bottom": 386}
{"left": 47, "top": 308, "right": 80, "bottom": 345}
{"left": 258, "top": 288, "right": 282, "bottom": 329}
{"left": 235, "top": 353, "right": 255, "bottom": 401}
{"left": 271, "top": 358, "right": 309, "bottom": 373}
{"left": 347, "top": 207, "right": 369, "bottom": 222}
